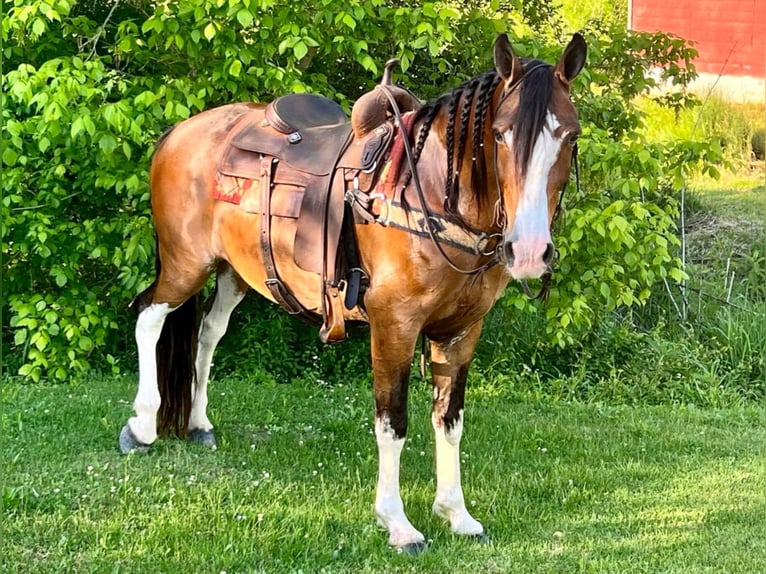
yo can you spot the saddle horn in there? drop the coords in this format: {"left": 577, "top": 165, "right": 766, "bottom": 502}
{"left": 351, "top": 59, "right": 422, "bottom": 140}
{"left": 381, "top": 59, "right": 399, "bottom": 85}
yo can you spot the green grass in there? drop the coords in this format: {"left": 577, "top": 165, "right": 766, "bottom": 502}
{"left": 3, "top": 374, "right": 765, "bottom": 573}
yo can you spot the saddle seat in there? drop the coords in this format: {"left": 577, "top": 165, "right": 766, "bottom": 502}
{"left": 265, "top": 93, "right": 348, "bottom": 134}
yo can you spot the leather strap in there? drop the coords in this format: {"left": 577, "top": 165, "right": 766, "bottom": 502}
{"left": 258, "top": 154, "right": 307, "bottom": 316}
{"left": 341, "top": 202, "right": 364, "bottom": 309}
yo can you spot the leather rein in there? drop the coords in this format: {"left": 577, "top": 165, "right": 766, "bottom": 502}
{"left": 376, "top": 67, "right": 580, "bottom": 300}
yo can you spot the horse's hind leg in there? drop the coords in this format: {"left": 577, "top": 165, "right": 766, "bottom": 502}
{"left": 120, "top": 260, "right": 211, "bottom": 454}
{"left": 188, "top": 264, "right": 248, "bottom": 447}
{"left": 120, "top": 299, "right": 175, "bottom": 452}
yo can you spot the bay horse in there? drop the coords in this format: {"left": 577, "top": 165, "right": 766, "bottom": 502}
{"left": 120, "top": 33, "right": 586, "bottom": 551}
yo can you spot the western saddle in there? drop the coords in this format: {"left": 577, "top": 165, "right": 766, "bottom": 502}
{"left": 216, "top": 62, "right": 420, "bottom": 343}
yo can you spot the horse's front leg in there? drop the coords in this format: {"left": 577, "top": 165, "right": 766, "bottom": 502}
{"left": 430, "top": 321, "right": 485, "bottom": 538}
{"left": 369, "top": 319, "right": 425, "bottom": 552}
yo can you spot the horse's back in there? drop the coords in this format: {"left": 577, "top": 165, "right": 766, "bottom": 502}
{"left": 152, "top": 102, "right": 263, "bottom": 176}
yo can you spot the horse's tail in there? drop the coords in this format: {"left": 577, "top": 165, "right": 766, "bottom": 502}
{"left": 156, "top": 293, "right": 200, "bottom": 437}
{"left": 131, "top": 245, "right": 200, "bottom": 438}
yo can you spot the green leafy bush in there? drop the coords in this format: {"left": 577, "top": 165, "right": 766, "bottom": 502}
{"left": 2, "top": 0, "right": 725, "bottom": 382}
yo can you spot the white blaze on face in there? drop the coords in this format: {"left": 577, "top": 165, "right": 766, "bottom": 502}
{"left": 504, "top": 111, "right": 562, "bottom": 244}
{"left": 502, "top": 111, "right": 564, "bottom": 278}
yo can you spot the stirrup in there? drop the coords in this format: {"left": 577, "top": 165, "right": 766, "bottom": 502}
{"left": 319, "top": 285, "right": 346, "bottom": 343}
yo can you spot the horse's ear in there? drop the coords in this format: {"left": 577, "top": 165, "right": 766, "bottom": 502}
{"left": 555, "top": 33, "right": 587, "bottom": 86}
{"left": 493, "top": 34, "right": 522, "bottom": 83}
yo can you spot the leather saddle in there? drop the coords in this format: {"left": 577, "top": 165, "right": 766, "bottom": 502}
{"left": 218, "top": 93, "right": 397, "bottom": 342}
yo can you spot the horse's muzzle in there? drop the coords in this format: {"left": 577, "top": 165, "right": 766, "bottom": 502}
{"left": 501, "top": 240, "right": 554, "bottom": 279}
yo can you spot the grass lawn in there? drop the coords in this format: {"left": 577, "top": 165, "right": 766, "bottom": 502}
{"left": 3, "top": 373, "right": 764, "bottom": 573}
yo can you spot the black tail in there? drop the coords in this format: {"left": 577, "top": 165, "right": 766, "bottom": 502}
{"left": 156, "top": 294, "right": 200, "bottom": 437}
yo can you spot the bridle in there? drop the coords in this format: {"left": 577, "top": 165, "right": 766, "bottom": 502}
{"left": 376, "top": 65, "right": 580, "bottom": 298}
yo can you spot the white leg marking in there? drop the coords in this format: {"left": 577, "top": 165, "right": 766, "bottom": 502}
{"left": 432, "top": 409, "right": 484, "bottom": 535}
{"left": 190, "top": 270, "right": 245, "bottom": 432}
{"left": 129, "top": 302, "right": 173, "bottom": 445}
{"left": 374, "top": 416, "right": 425, "bottom": 548}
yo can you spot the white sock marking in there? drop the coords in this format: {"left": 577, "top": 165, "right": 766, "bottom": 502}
{"left": 190, "top": 270, "right": 245, "bottom": 432}
{"left": 432, "top": 409, "right": 484, "bottom": 535}
{"left": 129, "top": 302, "right": 173, "bottom": 445}
{"left": 374, "top": 416, "right": 425, "bottom": 548}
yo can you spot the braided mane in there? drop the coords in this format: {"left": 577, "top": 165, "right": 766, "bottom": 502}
{"left": 404, "top": 60, "right": 553, "bottom": 217}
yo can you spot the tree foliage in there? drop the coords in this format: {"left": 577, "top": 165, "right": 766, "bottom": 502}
{"left": 2, "top": 0, "right": 722, "bottom": 380}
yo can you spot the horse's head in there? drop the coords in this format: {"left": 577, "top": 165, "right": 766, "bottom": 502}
{"left": 491, "top": 33, "right": 586, "bottom": 280}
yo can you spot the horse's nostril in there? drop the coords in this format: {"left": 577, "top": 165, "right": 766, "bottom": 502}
{"left": 543, "top": 243, "right": 555, "bottom": 265}
{"left": 503, "top": 242, "right": 515, "bottom": 267}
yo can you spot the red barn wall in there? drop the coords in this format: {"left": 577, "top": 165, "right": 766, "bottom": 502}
{"left": 630, "top": 0, "right": 766, "bottom": 78}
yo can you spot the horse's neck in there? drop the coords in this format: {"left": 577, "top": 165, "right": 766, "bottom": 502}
{"left": 420, "top": 120, "right": 499, "bottom": 232}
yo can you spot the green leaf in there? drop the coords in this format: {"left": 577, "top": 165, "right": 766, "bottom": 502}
{"left": 2, "top": 147, "right": 18, "bottom": 166}
{"left": 83, "top": 116, "right": 96, "bottom": 136}
{"left": 412, "top": 36, "right": 428, "bottom": 49}
{"left": 204, "top": 23, "right": 217, "bottom": 41}
{"left": 71, "top": 117, "right": 84, "bottom": 138}
{"left": 229, "top": 59, "right": 242, "bottom": 77}
{"left": 32, "top": 18, "right": 46, "bottom": 36}
{"left": 669, "top": 267, "right": 687, "bottom": 282}
{"left": 439, "top": 6, "right": 460, "bottom": 19}
{"left": 175, "top": 102, "right": 190, "bottom": 119}
{"left": 342, "top": 13, "right": 356, "bottom": 30}
{"left": 78, "top": 336, "right": 93, "bottom": 351}
{"left": 99, "top": 134, "right": 117, "bottom": 154}
{"left": 236, "top": 9, "right": 253, "bottom": 27}
{"left": 293, "top": 41, "right": 308, "bottom": 61}
{"left": 14, "top": 329, "right": 27, "bottom": 346}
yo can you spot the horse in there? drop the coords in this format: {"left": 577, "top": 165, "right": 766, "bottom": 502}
{"left": 119, "top": 33, "right": 587, "bottom": 552}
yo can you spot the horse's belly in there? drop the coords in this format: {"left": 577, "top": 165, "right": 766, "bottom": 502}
{"left": 214, "top": 204, "right": 368, "bottom": 322}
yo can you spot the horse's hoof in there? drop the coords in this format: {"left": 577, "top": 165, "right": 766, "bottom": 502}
{"left": 468, "top": 532, "right": 491, "bottom": 545}
{"left": 119, "top": 424, "right": 150, "bottom": 454}
{"left": 396, "top": 541, "right": 426, "bottom": 555}
{"left": 188, "top": 428, "right": 217, "bottom": 449}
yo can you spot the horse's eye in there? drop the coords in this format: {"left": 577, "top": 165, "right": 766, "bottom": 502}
{"left": 494, "top": 131, "right": 506, "bottom": 143}
{"left": 567, "top": 133, "right": 579, "bottom": 145}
